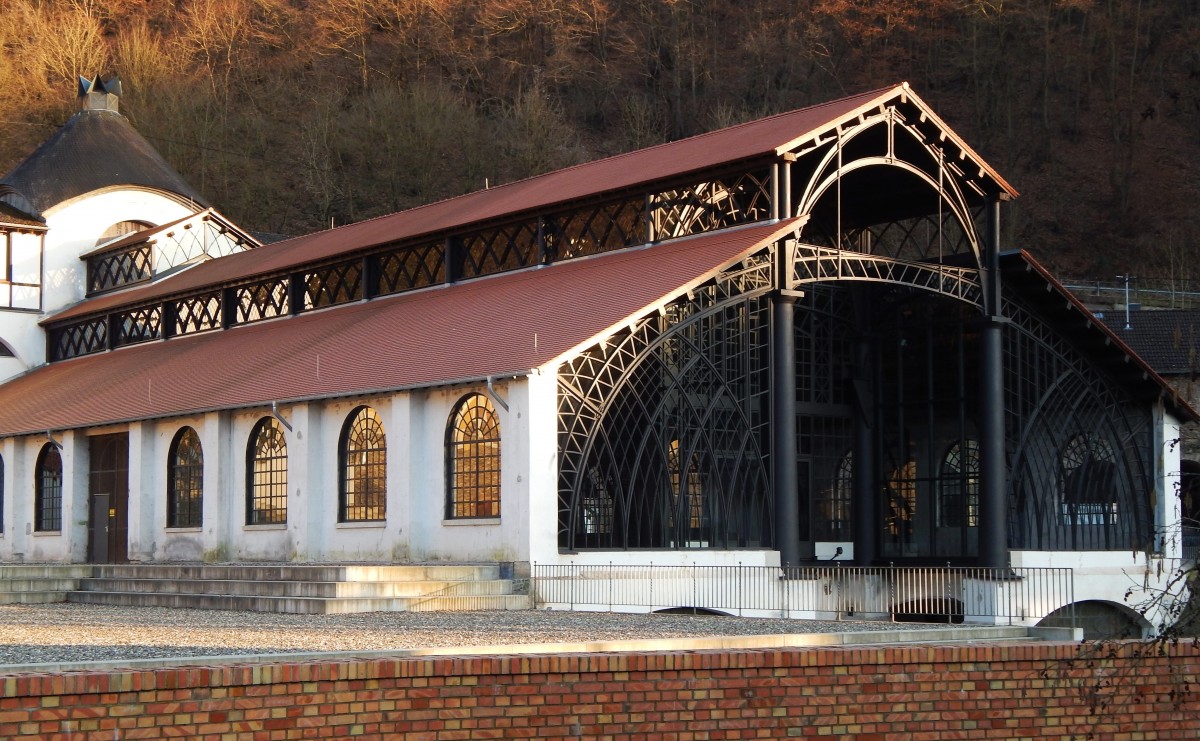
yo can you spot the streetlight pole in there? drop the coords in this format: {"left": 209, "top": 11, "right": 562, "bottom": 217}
{"left": 1117, "top": 274, "right": 1136, "bottom": 330}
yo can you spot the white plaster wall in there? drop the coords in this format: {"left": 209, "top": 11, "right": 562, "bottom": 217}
{"left": 41, "top": 188, "right": 197, "bottom": 316}
{"left": 228, "top": 409, "right": 293, "bottom": 561}
{"left": 321, "top": 396, "right": 408, "bottom": 562}
{"left": 0, "top": 437, "right": 12, "bottom": 558}
{"left": 525, "top": 368, "right": 562, "bottom": 568}
{"left": 1156, "top": 404, "right": 1184, "bottom": 559}
{"left": 406, "top": 382, "right": 529, "bottom": 564}
{"left": 1011, "top": 549, "right": 1182, "bottom": 631}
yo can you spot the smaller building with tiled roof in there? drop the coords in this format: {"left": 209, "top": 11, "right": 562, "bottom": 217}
{"left": 0, "top": 76, "right": 253, "bottom": 381}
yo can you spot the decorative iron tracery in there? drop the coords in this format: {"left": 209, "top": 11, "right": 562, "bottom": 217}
{"left": 35, "top": 443, "right": 62, "bottom": 532}
{"left": 172, "top": 293, "right": 222, "bottom": 335}
{"left": 339, "top": 406, "right": 387, "bottom": 522}
{"left": 446, "top": 394, "right": 501, "bottom": 519}
{"left": 458, "top": 221, "right": 539, "bottom": 278}
{"left": 1003, "top": 294, "right": 1153, "bottom": 551}
{"left": 167, "top": 427, "right": 203, "bottom": 529}
{"left": 112, "top": 305, "right": 163, "bottom": 347}
{"left": 940, "top": 439, "right": 980, "bottom": 528}
{"left": 234, "top": 278, "right": 289, "bottom": 324}
{"left": 246, "top": 417, "right": 287, "bottom": 525}
{"left": 376, "top": 241, "right": 444, "bottom": 294}
{"left": 652, "top": 170, "right": 772, "bottom": 241}
{"left": 88, "top": 244, "right": 151, "bottom": 294}
{"left": 546, "top": 196, "right": 645, "bottom": 260}
{"left": 304, "top": 261, "right": 363, "bottom": 310}
{"left": 557, "top": 253, "right": 775, "bottom": 551}
{"left": 49, "top": 318, "right": 107, "bottom": 361}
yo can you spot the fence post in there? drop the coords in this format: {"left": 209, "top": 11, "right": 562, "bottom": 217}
{"left": 608, "top": 561, "right": 613, "bottom": 612}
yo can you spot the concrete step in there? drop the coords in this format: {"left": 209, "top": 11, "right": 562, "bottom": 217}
{"left": 66, "top": 590, "right": 532, "bottom": 614}
{"left": 0, "top": 565, "right": 93, "bottom": 579}
{"left": 89, "top": 563, "right": 502, "bottom": 582}
{"left": 0, "top": 591, "right": 72, "bottom": 605}
{"left": 76, "top": 577, "right": 517, "bottom": 599}
{"left": 0, "top": 565, "right": 92, "bottom": 604}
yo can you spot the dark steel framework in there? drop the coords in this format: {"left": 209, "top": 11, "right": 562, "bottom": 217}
{"left": 554, "top": 98, "right": 1159, "bottom": 560}
{"left": 246, "top": 418, "right": 287, "bottom": 525}
{"left": 557, "top": 255, "right": 774, "bottom": 550}
{"left": 339, "top": 406, "right": 387, "bottom": 522}
{"left": 445, "top": 394, "right": 501, "bottom": 519}
{"left": 167, "top": 427, "right": 203, "bottom": 529}
{"left": 35, "top": 443, "right": 62, "bottom": 532}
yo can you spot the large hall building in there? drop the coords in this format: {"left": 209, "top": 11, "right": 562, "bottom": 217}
{"left": 0, "top": 78, "right": 1191, "bottom": 631}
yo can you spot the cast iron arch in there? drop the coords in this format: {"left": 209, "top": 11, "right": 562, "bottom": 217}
{"left": 339, "top": 406, "right": 387, "bottom": 522}
{"left": 167, "top": 427, "right": 203, "bottom": 529}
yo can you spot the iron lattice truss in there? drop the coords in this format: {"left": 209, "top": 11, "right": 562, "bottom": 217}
{"left": 791, "top": 243, "right": 981, "bottom": 305}
{"left": 557, "top": 253, "right": 774, "bottom": 550}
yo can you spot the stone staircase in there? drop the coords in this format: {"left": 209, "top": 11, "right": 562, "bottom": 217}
{"left": 1, "top": 564, "right": 531, "bottom": 614}
{"left": 0, "top": 565, "right": 93, "bottom": 604}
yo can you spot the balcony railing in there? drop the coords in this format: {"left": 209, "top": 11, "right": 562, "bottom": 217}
{"left": 532, "top": 563, "right": 1075, "bottom": 629}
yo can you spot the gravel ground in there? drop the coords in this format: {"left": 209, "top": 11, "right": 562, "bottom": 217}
{"left": 0, "top": 604, "right": 949, "bottom": 668}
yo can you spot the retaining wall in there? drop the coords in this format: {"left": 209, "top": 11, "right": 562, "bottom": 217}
{"left": 2, "top": 641, "right": 1199, "bottom": 739}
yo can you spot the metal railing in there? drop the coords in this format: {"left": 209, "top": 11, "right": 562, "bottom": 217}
{"left": 532, "top": 563, "right": 1075, "bottom": 628}
{"left": 1183, "top": 520, "right": 1200, "bottom": 562}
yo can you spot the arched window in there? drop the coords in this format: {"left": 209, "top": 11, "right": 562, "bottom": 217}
{"left": 167, "top": 427, "right": 203, "bottom": 528}
{"left": 96, "top": 220, "right": 153, "bottom": 246}
{"left": 35, "top": 443, "right": 62, "bottom": 532}
{"left": 0, "top": 453, "right": 5, "bottom": 533}
{"left": 816, "top": 451, "right": 853, "bottom": 541}
{"left": 445, "top": 394, "right": 501, "bottom": 519}
{"left": 1060, "top": 433, "right": 1117, "bottom": 525}
{"left": 939, "top": 440, "right": 979, "bottom": 527}
{"left": 339, "top": 406, "right": 386, "bottom": 522}
{"left": 246, "top": 418, "right": 287, "bottom": 525}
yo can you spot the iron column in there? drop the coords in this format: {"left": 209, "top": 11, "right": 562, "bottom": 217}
{"left": 979, "top": 196, "right": 1008, "bottom": 570}
{"left": 773, "top": 290, "right": 801, "bottom": 568}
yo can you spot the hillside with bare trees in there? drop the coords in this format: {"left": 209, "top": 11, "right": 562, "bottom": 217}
{"left": 1, "top": 0, "right": 1198, "bottom": 277}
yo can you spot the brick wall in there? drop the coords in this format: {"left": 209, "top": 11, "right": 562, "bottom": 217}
{"left": 2, "top": 641, "right": 1199, "bottom": 739}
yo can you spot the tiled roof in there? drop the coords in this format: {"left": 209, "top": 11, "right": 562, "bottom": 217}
{"left": 0, "top": 200, "right": 45, "bottom": 229}
{"left": 1000, "top": 251, "right": 1199, "bottom": 422}
{"left": 0, "top": 109, "right": 207, "bottom": 217}
{"left": 0, "top": 220, "right": 798, "bottom": 437}
{"left": 1100, "top": 309, "right": 1200, "bottom": 376}
{"left": 46, "top": 83, "right": 1017, "bottom": 326}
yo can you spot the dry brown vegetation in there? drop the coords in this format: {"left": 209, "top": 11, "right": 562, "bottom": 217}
{"left": 1, "top": 0, "right": 1198, "bottom": 275}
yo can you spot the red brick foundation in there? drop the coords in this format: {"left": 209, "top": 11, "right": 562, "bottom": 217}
{"left": 1, "top": 641, "right": 1198, "bottom": 739}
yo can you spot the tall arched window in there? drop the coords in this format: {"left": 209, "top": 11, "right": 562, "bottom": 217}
{"left": 939, "top": 440, "right": 979, "bottom": 527}
{"left": 167, "top": 427, "right": 203, "bottom": 528}
{"left": 246, "top": 418, "right": 287, "bottom": 525}
{"left": 445, "top": 393, "right": 501, "bottom": 519}
{"left": 1060, "top": 433, "right": 1117, "bottom": 525}
{"left": 339, "top": 406, "right": 386, "bottom": 522}
{"left": 35, "top": 443, "right": 62, "bottom": 532}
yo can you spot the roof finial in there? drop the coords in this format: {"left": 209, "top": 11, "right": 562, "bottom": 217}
{"left": 78, "top": 74, "right": 121, "bottom": 113}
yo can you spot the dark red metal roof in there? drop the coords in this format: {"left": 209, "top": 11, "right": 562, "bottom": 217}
{"left": 0, "top": 220, "right": 797, "bottom": 436}
{"left": 49, "top": 83, "right": 1014, "bottom": 326}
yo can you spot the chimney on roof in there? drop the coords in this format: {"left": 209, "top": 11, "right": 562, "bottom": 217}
{"left": 78, "top": 75, "right": 121, "bottom": 113}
